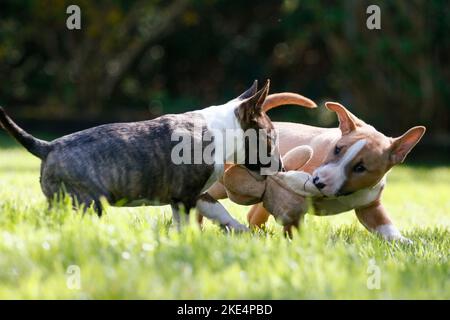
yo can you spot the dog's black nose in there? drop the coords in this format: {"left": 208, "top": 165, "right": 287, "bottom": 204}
{"left": 315, "top": 182, "right": 326, "bottom": 189}
{"left": 313, "top": 176, "right": 326, "bottom": 190}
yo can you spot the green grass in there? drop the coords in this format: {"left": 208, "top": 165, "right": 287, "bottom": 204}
{"left": 0, "top": 145, "right": 449, "bottom": 299}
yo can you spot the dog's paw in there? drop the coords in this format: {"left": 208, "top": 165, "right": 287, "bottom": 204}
{"left": 397, "top": 236, "right": 414, "bottom": 245}
{"left": 376, "top": 225, "right": 413, "bottom": 245}
{"left": 385, "top": 235, "right": 413, "bottom": 245}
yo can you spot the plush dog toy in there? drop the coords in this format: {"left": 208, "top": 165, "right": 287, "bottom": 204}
{"left": 221, "top": 146, "right": 321, "bottom": 232}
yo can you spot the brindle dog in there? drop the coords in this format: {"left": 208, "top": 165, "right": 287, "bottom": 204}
{"left": 0, "top": 80, "right": 281, "bottom": 231}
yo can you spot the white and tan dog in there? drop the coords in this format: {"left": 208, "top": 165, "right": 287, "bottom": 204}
{"left": 206, "top": 98, "right": 426, "bottom": 242}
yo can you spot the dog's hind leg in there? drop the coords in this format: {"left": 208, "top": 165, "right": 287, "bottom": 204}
{"left": 44, "top": 182, "right": 103, "bottom": 217}
{"left": 90, "top": 198, "right": 103, "bottom": 216}
{"left": 73, "top": 194, "right": 103, "bottom": 216}
{"left": 73, "top": 190, "right": 104, "bottom": 216}
{"left": 69, "top": 192, "right": 103, "bottom": 216}
{"left": 46, "top": 193, "right": 103, "bottom": 217}
{"left": 196, "top": 193, "right": 249, "bottom": 232}
{"left": 247, "top": 203, "right": 271, "bottom": 227}
{"left": 171, "top": 203, "right": 191, "bottom": 230}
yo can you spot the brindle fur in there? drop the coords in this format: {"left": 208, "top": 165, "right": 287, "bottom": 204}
{"left": 41, "top": 113, "right": 214, "bottom": 214}
{"left": 0, "top": 81, "right": 279, "bottom": 229}
{"left": 0, "top": 110, "right": 213, "bottom": 215}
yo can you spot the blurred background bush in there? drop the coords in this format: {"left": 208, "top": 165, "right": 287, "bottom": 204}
{"left": 0, "top": 0, "right": 449, "bottom": 153}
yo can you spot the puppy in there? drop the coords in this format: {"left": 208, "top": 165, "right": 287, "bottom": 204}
{"left": 207, "top": 99, "right": 425, "bottom": 242}
{"left": 0, "top": 80, "right": 283, "bottom": 231}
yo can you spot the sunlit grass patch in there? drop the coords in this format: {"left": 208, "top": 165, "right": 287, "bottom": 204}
{"left": 0, "top": 147, "right": 448, "bottom": 299}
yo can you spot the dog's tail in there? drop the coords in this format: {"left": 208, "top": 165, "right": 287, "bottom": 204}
{"left": 263, "top": 93, "right": 317, "bottom": 112}
{"left": 0, "top": 107, "right": 51, "bottom": 159}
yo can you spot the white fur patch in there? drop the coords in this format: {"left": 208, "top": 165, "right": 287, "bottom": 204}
{"left": 197, "top": 101, "right": 243, "bottom": 162}
{"left": 337, "top": 176, "right": 386, "bottom": 209}
{"left": 196, "top": 100, "right": 244, "bottom": 192}
{"left": 373, "top": 222, "right": 412, "bottom": 244}
{"left": 375, "top": 224, "right": 402, "bottom": 240}
{"left": 313, "top": 139, "right": 367, "bottom": 196}
{"left": 313, "top": 177, "right": 386, "bottom": 215}
{"left": 196, "top": 198, "right": 248, "bottom": 231}
{"left": 196, "top": 100, "right": 244, "bottom": 177}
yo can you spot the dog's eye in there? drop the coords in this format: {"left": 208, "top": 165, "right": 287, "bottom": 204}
{"left": 334, "top": 146, "right": 342, "bottom": 155}
{"left": 353, "top": 162, "right": 366, "bottom": 173}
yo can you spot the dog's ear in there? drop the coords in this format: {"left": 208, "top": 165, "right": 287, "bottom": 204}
{"left": 236, "top": 79, "right": 270, "bottom": 123}
{"left": 390, "top": 126, "right": 426, "bottom": 164}
{"left": 325, "top": 102, "right": 365, "bottom": 135}
{"left": 222, "top": 165, "right": 266, "bottom": 205}
{"left": 282, "top": 146, "right": 313, "bottom": 171}
{"left": 237, "top": 80, "right": 258, "bottom": 100}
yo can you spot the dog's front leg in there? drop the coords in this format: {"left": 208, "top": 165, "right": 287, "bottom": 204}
{"left": 196, "top": 181, "right": 229, "bottom": 226}
{"left": 355, "top": 200, "right": 412, "bottom": 244}
{"left": 196, "top": 193, "right": 249, "bottom": 232}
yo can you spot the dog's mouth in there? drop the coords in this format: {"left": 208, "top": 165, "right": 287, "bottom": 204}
{"left": 315, "top": 190, "right": 331, "bottom": 198}
{"left": 335, "top": 190, "right": 354, "bottom": 197}
{"left": 317, "top": 189, "right": 354, "bottom": 198}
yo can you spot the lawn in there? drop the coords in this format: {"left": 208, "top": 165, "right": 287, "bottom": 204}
{"left": 0, "top": 143, "right": 449, "bottom": 299}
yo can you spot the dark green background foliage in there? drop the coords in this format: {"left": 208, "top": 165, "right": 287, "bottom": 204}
{"left": 0, "top": 0, "right": 449, "bottom": 139}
